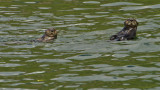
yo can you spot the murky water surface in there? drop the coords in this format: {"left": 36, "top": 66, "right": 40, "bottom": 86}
{"left": 0, "top": 0, "right": 160, "bottom": 89}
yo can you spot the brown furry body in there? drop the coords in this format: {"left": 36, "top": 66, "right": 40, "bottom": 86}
{"left": 110, "top": 18, "right": 138, "bottom": 41}
{"left": 37, "top": 28, "right": 58, "bottom": 42}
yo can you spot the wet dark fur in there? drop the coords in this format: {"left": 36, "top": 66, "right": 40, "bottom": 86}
{"left": 110, "top": 18, "right": 138, "bottom": 41}
{"left": 36, "top": 28, "right": 58, "bottom": 42}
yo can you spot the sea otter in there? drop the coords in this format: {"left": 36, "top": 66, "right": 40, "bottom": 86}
{"left": 110, "top": 18, "right": 138, "bottom": 41}
{"left": 36, "top": 28, "right": 58, "bottom": 42}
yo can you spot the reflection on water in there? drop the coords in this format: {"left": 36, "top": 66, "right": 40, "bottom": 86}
{"left": 0, "top": 0, "right": 160, "bottom": 89}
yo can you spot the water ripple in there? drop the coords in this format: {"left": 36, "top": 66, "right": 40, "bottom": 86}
{"left": 38, "top": 7, "right": 52, "bottom": 9}
{"left": 0, "top": 63, "right": 22, "bottom": 67}
{"left": 66, "top": 54, "right": 101, "bottom": 60}
{"left": 73, "top": 8, "right": 98, "bottom": 10}
{"left": 25, "top": 71, "right": 45, "bottom": 75}
{"left": 24, "top": 2, "right": 37, "bottom": 4}
{"left": 100, "top": 2, "right": 142, "bottom": 7}
{"left": 89, "top": 64, "right": 160, "bottom": 72}
{"left": 52, "top": 74, "right": 128, "bottom": 82}
{"left": 0, "top": 72, "right": 25, "bottom": 76}
{"left": 83, "top": 1, "right": 100, "bottom": 4}
{"left": 121, "top": 4, "right": 160, "bottom": 11}
{"left": 36, "top": 59, "right": 72, "bottom": 63}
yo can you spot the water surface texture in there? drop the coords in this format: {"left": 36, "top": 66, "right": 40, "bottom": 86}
{"left": 0, "top": 0, "right": 160, "bottom": 89}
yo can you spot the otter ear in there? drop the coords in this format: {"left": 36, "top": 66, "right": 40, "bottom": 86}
{"left": 45, "top": 29, "right": 50, "bottom": 34}
{"left": 52, "top": 28, "right": 56, "bottom": 31}
{"left": 133, "top": 18, "right": 138, "bottom": 25}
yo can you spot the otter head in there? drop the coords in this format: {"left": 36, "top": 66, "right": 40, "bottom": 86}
{"left": 124, "top": 18, "right": 138, "bottom": 27}
{"left": 45, "top": 28, "right": 58, "bottom": 38}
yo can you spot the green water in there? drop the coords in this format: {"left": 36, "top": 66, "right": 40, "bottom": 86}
{"left": 1, "top": 0, "right": 160, "bottom": 89}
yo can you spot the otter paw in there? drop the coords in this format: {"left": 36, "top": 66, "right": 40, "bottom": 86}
{"left": 110, "top": 35, "right": 117, "bottom": 40}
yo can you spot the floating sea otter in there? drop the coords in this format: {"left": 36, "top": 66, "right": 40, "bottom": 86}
{"left": 110, "top": 18, "right": 138, "bottom": 41}
{"left": 36, "top": 28, "right": 58, "bottom": 42}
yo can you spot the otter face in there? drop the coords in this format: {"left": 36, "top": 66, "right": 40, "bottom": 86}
{"left": 45, "top": 28, "right": 58, "bottom": 37}
{"left": 124, "top": 18, "right": 138, "bottom": 27}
